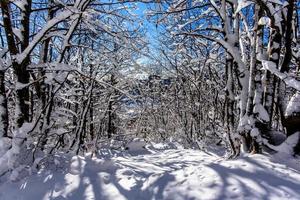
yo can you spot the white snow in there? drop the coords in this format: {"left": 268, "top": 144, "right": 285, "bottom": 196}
{"left": 13, "top": 0, "right": 27, "bottom": 11}
{"left": 12, "top": 28, "right": 23, "bottom": 41}
{"left": 1, "top": 146, "right": 300, "bottom": 200}
{"left": 235, "top": 0, "right": 253, "bottom": 15}
{"left": 264, "top": 132, "right": 300, "bottom": 155}
{"left": 125, "top": 138, "right": 148, "bottom": 154}
{"left": 253, "top": 104, "right": 270, "bottom": 122}
{"left": 285, "top": 92, "right": 300, "bottom": 116}
{"left": 262, "top": 60, "right": 300, "bottom": 91}
{"left": 258, "top": 17, "right": 270, "bottom": 26}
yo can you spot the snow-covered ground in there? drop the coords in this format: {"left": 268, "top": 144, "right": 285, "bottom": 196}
{"left": 1, "top": 143, "right": 300, "bottom": 200}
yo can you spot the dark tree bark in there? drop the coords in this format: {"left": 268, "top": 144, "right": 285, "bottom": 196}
{"left": 1, "top": 0, "right": 31, "bottom": 127}
{"left": 0, "top": 71, "right": 8, "bottom": 137}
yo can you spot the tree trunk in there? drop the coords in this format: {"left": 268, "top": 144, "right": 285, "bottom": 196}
{"left": 0, "top": 71, "right": 8, "bottom": 137}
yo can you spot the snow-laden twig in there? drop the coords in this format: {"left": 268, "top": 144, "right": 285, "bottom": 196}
{"left": 262, "top": 60, "right": 300, "bottom": 91}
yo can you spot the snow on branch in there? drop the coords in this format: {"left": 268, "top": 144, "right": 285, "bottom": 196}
{"left": 15, "top": 10, "right": 75, "bottom": 64}
{"left": 235, "top": 0, "right": 253, "bottom": 15}
{"left": 15, "top": 0, "right": 91, "bottom": 64}
{"left": 263, "top": 132, "right": 300, "bottom": 155}
{"left": 262, "top": 60, "right": 300, "bottom": 91}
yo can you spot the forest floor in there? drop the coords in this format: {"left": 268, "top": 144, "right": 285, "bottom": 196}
{"left": 0, "top": 142, "right": 300, "bottom": 200}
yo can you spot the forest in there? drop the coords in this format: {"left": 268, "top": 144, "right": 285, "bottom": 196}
{"left": 0, "top": 0, "right": 300, "bottom": 199}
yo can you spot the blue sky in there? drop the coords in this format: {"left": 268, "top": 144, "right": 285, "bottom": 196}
{"left": 134, "top": 2, "right": 162, "bottom": 64}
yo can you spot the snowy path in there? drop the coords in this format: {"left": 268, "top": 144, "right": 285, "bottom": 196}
{"left": 1, "top": 149, "right": 300, "bottom": 200}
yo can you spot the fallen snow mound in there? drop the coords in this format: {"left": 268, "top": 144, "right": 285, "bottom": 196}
{"left": 0, "top": 149, "right": 300, "bottom": 200}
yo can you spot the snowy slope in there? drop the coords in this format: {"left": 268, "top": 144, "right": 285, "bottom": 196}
{"left": 0, "top": 147, "right": 300, "bottom": 200}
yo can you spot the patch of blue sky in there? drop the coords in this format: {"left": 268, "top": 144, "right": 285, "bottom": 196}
{"left": 131, "top": 2, "right": 162, "bottom": 65}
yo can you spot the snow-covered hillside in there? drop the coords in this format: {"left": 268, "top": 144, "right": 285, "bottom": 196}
{"left": 0, "top": 144, "right": 300, "bottom": 200}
